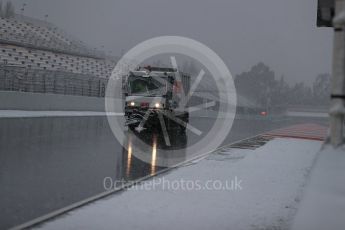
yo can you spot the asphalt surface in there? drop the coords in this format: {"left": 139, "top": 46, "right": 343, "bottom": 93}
{"left": 0, "top": 114, "right": 328, "bottom": 229}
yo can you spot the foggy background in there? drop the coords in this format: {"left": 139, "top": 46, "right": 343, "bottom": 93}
{"left": 0, "top": 1, "right": 335, "bottom": 229}
{"left": 11, "top": 0, "right": 332, "bottom": 86}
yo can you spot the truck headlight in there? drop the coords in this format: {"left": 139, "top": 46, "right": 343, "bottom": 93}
{"left": 130, "top": 101, "right": 135, "bottom": 106}
{"left": 154, "top": 102, "right": 161, "bottom": 108}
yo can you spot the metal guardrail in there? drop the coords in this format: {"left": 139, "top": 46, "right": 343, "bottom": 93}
{"left": 0, "top": 65, "right": 107, "bottom": 97}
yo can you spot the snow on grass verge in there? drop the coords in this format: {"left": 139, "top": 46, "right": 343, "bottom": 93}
{"left": 292, "top": 145, "right": 345, "bottom": 230}
{"left": 0, "top": 110, "right": 123, "bottom": 118}
{"left": 35, "top": 138, "right": 321, "bottom": 230}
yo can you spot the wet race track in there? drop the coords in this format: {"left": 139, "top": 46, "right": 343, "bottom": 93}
{"left": 0, "top": 114, "right": 328, "bottom": 229}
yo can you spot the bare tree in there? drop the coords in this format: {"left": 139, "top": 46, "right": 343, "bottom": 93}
{"left": 313, "top": 73, "right": 331, "bottom": 105}
{"left": 235, "top": 62, "right": 275, "bottom": 108}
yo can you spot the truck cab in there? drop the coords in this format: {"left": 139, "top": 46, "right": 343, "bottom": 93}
{"left": 123, "top": 66, "right": 190, "bottom": 132}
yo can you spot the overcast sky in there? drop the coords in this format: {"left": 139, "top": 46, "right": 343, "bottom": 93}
{"left": 12, "top": 0, "right": 332, "bottom": 85}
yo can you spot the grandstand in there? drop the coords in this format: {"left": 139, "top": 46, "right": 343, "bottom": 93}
{"left": 0, "top": 15, "right": 116, "bottom": 97}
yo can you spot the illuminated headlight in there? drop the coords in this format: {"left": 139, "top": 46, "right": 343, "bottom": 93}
{"left": 130, "top": 101, "right": 135, "bottom": 106}
{"left": 154, "top": 102, "right": 161, "bottom": 108}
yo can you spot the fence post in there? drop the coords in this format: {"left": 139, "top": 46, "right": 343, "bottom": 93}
{"left": 98, "top": 79, "right": 101, "bottom": 97}
{"left": 64, "top": 77, "right": 66, "bottom": 95}
{"left": 81, "top": 79, "right": 84, "bottom": 96}
{"left": 53, "top": 75, "right": 56, "bottom": 94}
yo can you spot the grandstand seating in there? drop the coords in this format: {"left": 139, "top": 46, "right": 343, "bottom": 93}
{"left": 0, "top": 16, "right": 104, "bottom": 57}
{"left": 0, "top": 16, "right": 116, "bottom": 81}
{"left": 0, "top": 43, "right": 114, "bottom": 78}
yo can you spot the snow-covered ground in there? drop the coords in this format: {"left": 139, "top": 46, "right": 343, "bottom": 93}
{"left": 292, "top": 145, "right": 345, "bottom": 230}
{"left": 31, "top": 138, "right": 321, "bottom": 230}
{"left": 0, "top": 110, "right": 123, "bottom": 118}
{"left": 286, "top": 111, "right": 328, "bottom": 118}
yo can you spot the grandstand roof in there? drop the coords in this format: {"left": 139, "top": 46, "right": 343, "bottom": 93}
{"left": 0, "top": 15, "right": 117, "bottom": 79}
{"left": 0, "top": 15, "right": 105, "bottom": 59}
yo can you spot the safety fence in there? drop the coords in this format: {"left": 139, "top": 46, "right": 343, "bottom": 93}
{"left": 0, "top": 65, "right": 107, "bottom": 97}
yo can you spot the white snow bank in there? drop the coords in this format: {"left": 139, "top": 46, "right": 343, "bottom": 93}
{"left": 0, "top": 110, "right": 123, "bottom": 118}
{"left": 286, "top": 111, "right": 328, "bottom": 118}
{"left": 35, "top": 138, "right": 321, "bottom": 230}
{"left": 292, "top": 145, "right": 345, "bottom": 230}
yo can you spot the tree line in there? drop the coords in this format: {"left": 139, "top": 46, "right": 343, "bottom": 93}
{"left": 181, "top": 60, "right": 330, "bottom": 109}
{"left": 234, "top": 62, "right": 330, "bottom": 109}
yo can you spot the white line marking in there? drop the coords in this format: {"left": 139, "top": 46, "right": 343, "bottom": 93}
{"left": 0, "top": 110, "right": 124, "bottom": 118}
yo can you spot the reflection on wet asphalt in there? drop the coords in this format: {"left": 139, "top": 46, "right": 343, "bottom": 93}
{"left": 123, "top": 128, "right": 188, "bottom": 179}
{"left": 0, "top": 115, "right": 327, "bottom": 229}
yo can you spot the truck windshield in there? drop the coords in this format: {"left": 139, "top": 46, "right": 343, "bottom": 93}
{"left": 129, "top": 75, "right": 166, "bottom": 96}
